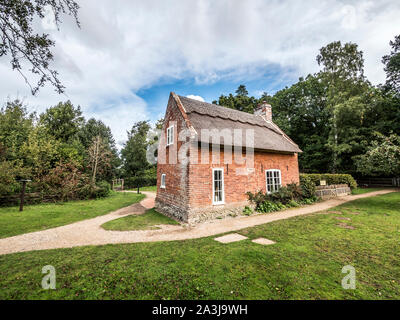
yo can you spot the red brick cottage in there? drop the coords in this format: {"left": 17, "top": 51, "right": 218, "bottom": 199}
{"left": 155, "top": 93, "right": 301, "bottom": 223}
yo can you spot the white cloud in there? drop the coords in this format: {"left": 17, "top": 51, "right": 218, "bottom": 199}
{"left": 1, "top": 0, "right": 399, "bottom": 147}
{"left": 186, "top": 95, "right": 205, "bottom": 102}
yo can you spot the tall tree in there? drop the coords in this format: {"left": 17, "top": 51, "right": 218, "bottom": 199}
{"left": 121, "top": 121, "right": 151, "bottom": 177}
{"left": 266, "top": 75, "right": 331, "bottom": 172}
{"left": 0, "top": 99, "right": 34, "bottom": 161}
{"left": 213, "top": 85, "right": 258, "bottom": 113}
{"left": 39, "top": 101, "right": 84, "bottom": 143}
{"left": 0, "top": 0, "right": 80, "bottom": 94}
{"left": 317, "top": 41, "right": 368, "bottom": 172}
{"left": 382, "top": 35, "right": 400, "bottom": 93}
{"left": 355, "top": 133, "right": 400, "bottom": 177}
{"left": 88, "top": 135, "right": 112, "bottom": 183}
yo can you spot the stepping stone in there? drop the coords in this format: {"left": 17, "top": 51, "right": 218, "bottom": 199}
{"left": 336, "top": 223, "right": 355, "bottom": 230}
{"left": 348, "top": 212, "right": 360, "bottom": 215}
{"left": 335, "top": 217, "right": 351, "bottom": 221}
{"left": 252, "top": 238, "right": 276, "bottom": 245}
{"left": 214, "top": 233, "right": 248, "bottom": 243}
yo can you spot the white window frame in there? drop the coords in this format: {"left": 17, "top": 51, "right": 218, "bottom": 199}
{"left": 160, "top": 174, "right": 166, "bottom": 189}
{"left": 266, "top": 169, "right": 281, "bottom": 194}
{"left": 166, "top": 125, "right": 174, "bottom": 146}
{"left": 212, "top": 168, "right": 225, "bottom": 205}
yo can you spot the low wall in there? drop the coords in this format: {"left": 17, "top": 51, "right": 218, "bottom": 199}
{"left": 315, "top": 184, "right": 351, "bottom": 199}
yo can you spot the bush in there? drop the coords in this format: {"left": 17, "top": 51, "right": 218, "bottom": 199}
{"left": 79, "top": 181, "right": 111, "bottom": 199}
{"left": 300, "top": 173, "right": 357, "bottom": 189}
{"left": 299, "top": 175, "right": 316, "bottom": 198}
{"left": 247, "top": 180, "right": 318, "bottom": 213}
{"left": 257, "top": 201, "right": 283, "bottom": 213}
{"left": 242, "top": 206, "right": 253, "bottom": 216}
{"left": 93, "top": 181, "right": 111, "bottom": 198}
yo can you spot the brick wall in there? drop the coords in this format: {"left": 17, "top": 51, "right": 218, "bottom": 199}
{"left": 155, "top": 95, "right": 191, "bottom": 221}
{"left": 187, "top": 148, "right": 299, "bottom": 209}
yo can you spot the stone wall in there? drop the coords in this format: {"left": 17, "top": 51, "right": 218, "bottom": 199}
{"left": 315, "top": 184, "right": 351, "bottom": 199}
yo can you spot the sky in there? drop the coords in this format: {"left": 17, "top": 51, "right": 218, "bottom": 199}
{"left": 1, "top": 0, "right": 400, "bottom": 149}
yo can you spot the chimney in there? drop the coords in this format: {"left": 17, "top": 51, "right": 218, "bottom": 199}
{"left": 254, "top": 101, "right": 272, "bottom": 121}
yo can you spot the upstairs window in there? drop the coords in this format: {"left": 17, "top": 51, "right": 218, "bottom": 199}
{"left": 266, "top": 169, "right": 281, "bottom": 193}
{"left": 161, "top": 174, "right": 166, "bottom": 188}
{"left": 166, "top": 125, "right": 174, "bottom": 146}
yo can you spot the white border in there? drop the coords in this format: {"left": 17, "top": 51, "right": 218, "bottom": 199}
{"left": 166, "top": 125, "right": 174, "bottom": 146}
{"left": 265, "top": 169, "right": 281, "bottom": 194}
{"left": 212, "top": 168, "right": 225, "bottom": 205}
{"left": 160, "top": 173, "right": 166, "bottom": 189}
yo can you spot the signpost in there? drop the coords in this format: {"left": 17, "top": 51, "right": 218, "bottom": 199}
{"left": 18, "top": 179, "right": 31, "bottom": 212}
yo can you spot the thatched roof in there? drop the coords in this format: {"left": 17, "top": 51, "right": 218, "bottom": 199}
{"left": 171, "top": 93, "right": 301, "bottom": 154}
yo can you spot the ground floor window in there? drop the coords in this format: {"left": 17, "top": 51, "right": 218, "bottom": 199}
{"left": 212, "top": 168, "right": 224, "bottom": 204}
{"left": 266, "top": 169, "right": 281, "bottom": 193}
{"left": 161, "top": 174, "right": 166, "bottom": 188}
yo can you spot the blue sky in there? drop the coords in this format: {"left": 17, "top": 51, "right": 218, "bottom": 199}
{"left": 1, "top": 0, "right": 400, "bottom": 147}
{"left": 137, "top": 65, "right": 297, "bottom": 123}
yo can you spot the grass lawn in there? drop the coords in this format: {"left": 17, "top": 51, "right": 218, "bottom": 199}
{"left": 352, "top": 187, "right": 385, "bottom": 195}
{"left": 0, "top": 192, "right": 399, "bottom": 299}
{"left": 127, "top": 186, "right": 157, "bottom": 192}
{"left": 0, "top": 192, "right": 144, "bottom": 239}
{"left": 102, "top": 208, "right": 179, "bottom": 231}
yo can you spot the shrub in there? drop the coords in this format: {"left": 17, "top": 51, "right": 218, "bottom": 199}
{"left": 0, "top": 160, "right": 31, "bottom": 197}
{"left": 247, "top": 181, "right": 318, "bottom": 213}
{"left": 257, "top": 201, "right": 282, "bottom": 213}
{"left": 242, "top": 206, "right": 253, "bottom": 216}
{"left": 287, "top": 199, "right": 300, "bottom": 207}
{"left": 93, "top": 181, "right": 111, "bottom": 198}
{"left": 300, "top": 173, "right": 357, "bottom": 189}
{"left": 299, "top": 175, "right": 316, "bottom": 199}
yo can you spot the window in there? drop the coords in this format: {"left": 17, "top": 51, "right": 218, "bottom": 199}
{"left": 161, "top": 174, "right": 166, "bottom": 188}
{"left": 166, "top": 125, "right": 174, "bottom": 146}
{"left": 212, "top": 168, "right": 224, "bottom": 204}
{"left": 266, "top": 169, "right": 281, "bottom": 193}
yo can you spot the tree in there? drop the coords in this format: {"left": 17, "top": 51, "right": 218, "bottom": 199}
{"left": 235, "top": 84, "right": 248, "bottom": 96}
{"left": 355, "top": 134, "right": 400, "bottom": 177}
{"left": 382, "top": 35, "right": 400, "bottom": 93}
{"left": 88, "top": 135, "right": 112, "bottom": 183}
{"left": 0, "top": 0, "right": 80, "bottom": 94}
{"left": 266, "top": 75, "right": 331, "bottom": 172}
{"left": 213, "top": 85, "right": 258, "bottom": 113}
{"left": 79, "top": 118, "right": 119, "bottom": 180}
{"left": 317, "top": 41, "right": 368, "bottom": 172}
{"left": 0, "top": 99, "right": 34, "bottom": 161}
{"left": 121, "top": 121, "right": 151, "bottom": 178}
{"left": 39, "top": 101, "right": 84, "bottom": 142}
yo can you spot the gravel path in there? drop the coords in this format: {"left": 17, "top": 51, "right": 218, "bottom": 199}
{"left": 0, "top": 189, "right": 397, "bottom": 255}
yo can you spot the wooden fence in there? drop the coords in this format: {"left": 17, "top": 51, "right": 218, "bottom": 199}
{"left": 0, "top": 193, "right": 58, "bottom": 207}
{"left": 356, "top": 177, "right": 400, "bottom": 188}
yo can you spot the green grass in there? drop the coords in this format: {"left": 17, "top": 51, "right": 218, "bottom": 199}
{"left": 0, "top": 192, "right": 399, "bottom": 299}
{"left": 0, "top": 192, "right": 144, "bottom": 239}
{"left": 127, "top": 186, "right": 157, "bottom": 192}
{"left": 352, "top": 187, "right": 385, "bottom": 195}
{"left": 102, "top": 208, "right": 179, "bottom": 231}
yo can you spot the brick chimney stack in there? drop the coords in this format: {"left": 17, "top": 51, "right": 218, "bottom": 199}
{"left": 254, "top": 101, "right": 272, "bottom": 121}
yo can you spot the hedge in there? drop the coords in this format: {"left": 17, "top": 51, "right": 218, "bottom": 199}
{"left": 300, "top": 173, "right": 357, "bottom": 189}
{"left": 124, "top": 176, "right": 157, "bottom": 189}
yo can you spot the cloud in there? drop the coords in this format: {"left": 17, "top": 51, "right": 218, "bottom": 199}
{"left": 1, "top": 0, "right": 399, "bottom": 148}
{"left": 186, "top": 95, "right": 205, "bottom": 102}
